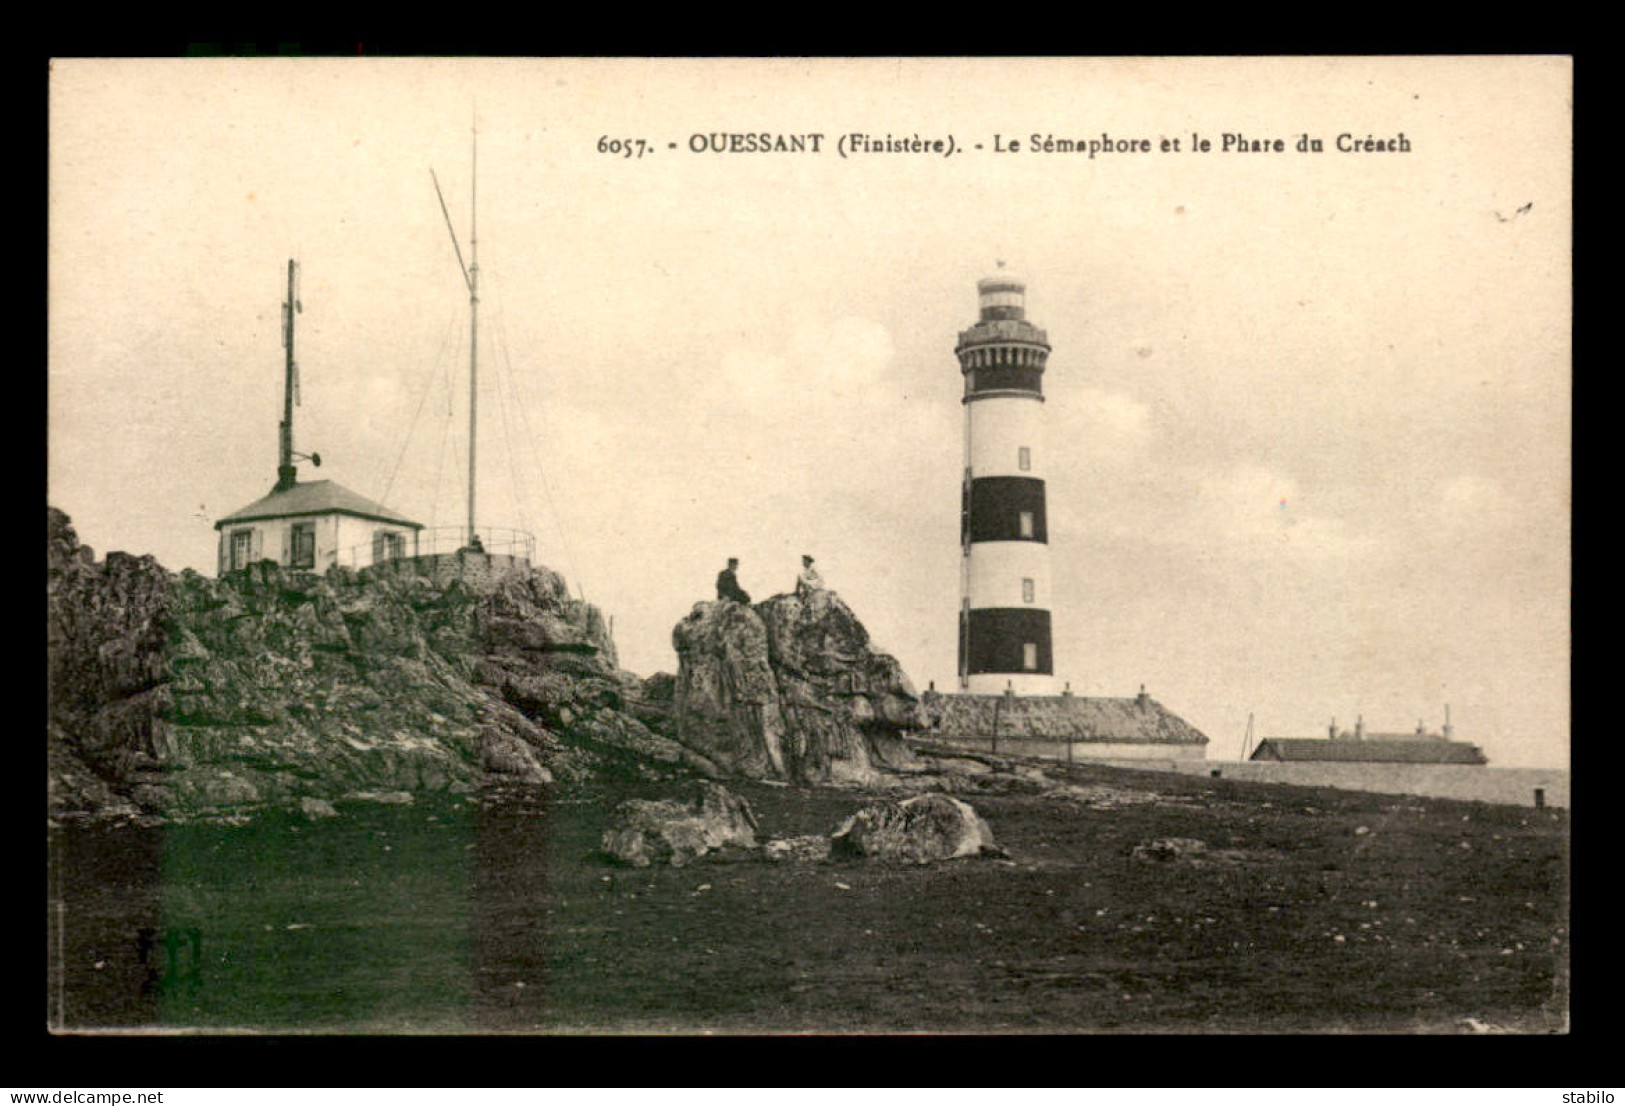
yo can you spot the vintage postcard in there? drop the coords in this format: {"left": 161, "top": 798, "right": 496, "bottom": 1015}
{"left": 47, "top": 56, "right": 1570, "bottom": 1034}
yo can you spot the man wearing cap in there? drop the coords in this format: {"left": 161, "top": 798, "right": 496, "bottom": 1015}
{"left": 716, "top": 558, "right": 751, "bottom": 604}
{"left": 796, "top": 554, "right": 825, "bottom": 595}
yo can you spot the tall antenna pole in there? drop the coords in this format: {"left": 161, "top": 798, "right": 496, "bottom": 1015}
{"left": 467, "top": 121, "right": 479, "bottom": 545}
{"left": 278, "top": 259, "right": 300, "bottom": 491}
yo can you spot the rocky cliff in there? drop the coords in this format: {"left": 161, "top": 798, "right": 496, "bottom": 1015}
{"left": 670, "top": 589, "right": 922, "bottom": 787}
{"left": 46, "top": 507, "right": 703, "bottom": 820}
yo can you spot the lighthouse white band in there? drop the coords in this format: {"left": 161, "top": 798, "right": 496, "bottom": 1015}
{"left": 966, "top": 540, "right": 1050, "bottom": 610}
{"left": 967, "top": 396, "right": 1044, "bottom": 479}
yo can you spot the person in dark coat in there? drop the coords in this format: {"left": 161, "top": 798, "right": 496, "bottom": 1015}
{"left": 716, "top": 557, "right": 751, "bottom": 603}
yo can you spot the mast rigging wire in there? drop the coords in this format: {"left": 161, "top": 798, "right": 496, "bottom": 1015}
{"left": 381, "top": 310, "right": 461, "bottom": 507}
{"left": 491, "top": 287, "right": 588, "bottom": 600}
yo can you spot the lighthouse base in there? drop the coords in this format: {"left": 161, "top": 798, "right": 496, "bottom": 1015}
{"left": 964, "top": 673, "right": 1058, "bottom": 696}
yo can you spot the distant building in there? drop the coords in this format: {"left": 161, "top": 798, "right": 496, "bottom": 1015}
{"left": 1250, "top": 715, "right": 1488, "bottom": 765}
{"left": 214, "top": 479, "right": 423, "bottom": 575}
{"left": 917, "top": 685, "right": 1210, "bottom": 764}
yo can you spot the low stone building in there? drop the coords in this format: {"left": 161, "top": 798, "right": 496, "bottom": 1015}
{"left": 1249, "top": 715, "right": 1488, "bottom": 766}
{"left": 1250, "top": 733, "right": 1488, "bottom": 765}
{"left": 915, "top": 685, "right": 1209, "bottom": 765}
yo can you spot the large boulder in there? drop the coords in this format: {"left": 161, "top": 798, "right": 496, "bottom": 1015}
{"left": 600, "top": 781, "right": 759, "bottom": 867}
{"left": 671, "top": 591, "right": 922, "bottom": 786}
{"left": 830, "top": 794, "right": 999, "bottom": 864}
{"left": 671, "top": 600, "right": 789, "bottom": 779}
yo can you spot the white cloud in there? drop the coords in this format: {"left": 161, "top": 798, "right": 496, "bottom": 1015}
{"left": 1186, "top": 464, "right": 1385, "bottom": 566}
{"left": 1053, "top": 387, "right": 1153, "bottom": 465}
{"left": 787, "top": 316, "right": 896, "bottom": 395}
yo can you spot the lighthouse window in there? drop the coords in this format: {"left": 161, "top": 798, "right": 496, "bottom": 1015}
{"left": 1019, "top": 511, "right": 1034, "bottom": 539}
{"left": 290, "top": 523, "right": 316, "bottom": 569}
{"left": 1022, "top": 643, "right": 1038, "bottom": 671}
{"left": 1022, "top": 578, "right": 1035, "bottom": 603}
{"left": 1018, "top": 446, "right": 1031, "bottom": 471}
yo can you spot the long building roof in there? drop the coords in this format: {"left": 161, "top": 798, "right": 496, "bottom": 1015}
{"left": 1250, "top": 738, "right": 1488, "bottom": 765}
{"left": 919, "top": 692, "right": 1209, "bottom": 745}
{"left": 214, "top": 479, "right": 423, "bottom": 530}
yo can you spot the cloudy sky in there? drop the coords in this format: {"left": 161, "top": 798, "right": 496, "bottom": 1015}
{"left": 49, "top": 57, "right": 1570, "bottom": 767}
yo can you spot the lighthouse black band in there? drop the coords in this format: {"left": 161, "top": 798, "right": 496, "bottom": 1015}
{"left": 959, "top": 608, "right": 1053, "bottom": 676}
{"left": 964, "top": 365, "right": 1044, "bottom": 399}
{"left": 964, "top": 476, "right": 1047, "bottom": 543}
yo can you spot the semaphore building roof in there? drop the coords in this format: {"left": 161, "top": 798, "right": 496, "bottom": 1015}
{"left": 214, "top": 479, "right": 423, "bottom": 530}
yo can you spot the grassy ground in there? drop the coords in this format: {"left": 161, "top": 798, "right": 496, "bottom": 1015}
{"left": 47, "top": 760, "right": 1568, "bottom": 1034}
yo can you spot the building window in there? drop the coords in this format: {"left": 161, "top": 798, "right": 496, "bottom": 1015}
{"left": 290, "top": 523, "right": 316, "bottom": 569}
{"left": 1022, "top": 643, "right": 1038, "bottom": 671}
{"left": 1022, "top": 578, "right": 1035, "bottom": 603}
{"left": 1018, "top": 446, "right": 1031, "bottom": 471}
{"left": 1019, "top": 510, "right": 1034, "bottom": 539}
{"left": 373, "top": 530, "right": 405, "bottom": 564}
{"left": 230, "top": 529, "right": 253, "bottom": 571}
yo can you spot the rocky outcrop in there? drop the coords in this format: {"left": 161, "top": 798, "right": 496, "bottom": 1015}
{"left": 46, "top": 506, "right": 674, "bottom": 820}
{"left": 830, "top": 794, "right": 1000, "bottom": 864}
{"left": 600, "top": 782, "right": 759, "bottom": 867}
{"left": 671, "top": 590, "right": 922, "bottom": 787}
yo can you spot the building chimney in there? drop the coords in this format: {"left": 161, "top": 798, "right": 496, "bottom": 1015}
{"left": 1062, "top": 681, "right": 1073, "bottom": 698}
{"left": 1417, "top": 719, "right": 1427, "bottom": 736}
{"left": 1442, "top": 703, "right": 1453, "bottom": 740}
{"left": 1136, "top": 684, "right": 1149, "bottom": 710}
{"left": 1354, "top": 715, "right": 1365, "bottom": 741}
{"left": 1329, "top": 717, "right": 1338, "bottom": 740}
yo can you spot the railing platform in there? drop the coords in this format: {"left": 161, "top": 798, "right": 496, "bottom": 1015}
{"left": 338, "top": 525, "right": 535, "bottom": 571}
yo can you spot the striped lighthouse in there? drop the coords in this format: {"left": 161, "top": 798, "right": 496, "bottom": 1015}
{"left": 957, "top": 270, "right": 1055, "bottom": 693}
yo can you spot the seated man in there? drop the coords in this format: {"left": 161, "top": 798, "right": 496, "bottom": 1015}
{"left": 796, "top": 554, "right": 824, "bottom": 595}
{"left": 716, "top": 557, "right": 751, "bottom": 604}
